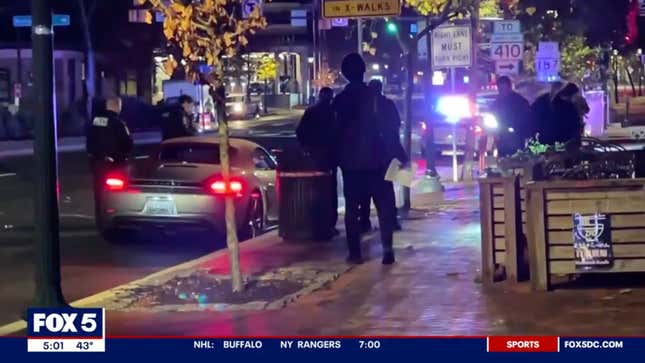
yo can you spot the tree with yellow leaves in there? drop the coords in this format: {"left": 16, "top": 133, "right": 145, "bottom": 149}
{"left": 139, "top": 0, "right": 267, "bottom": 292}
{"left": 256, "top": 56, "right": 277, "bottom": 113}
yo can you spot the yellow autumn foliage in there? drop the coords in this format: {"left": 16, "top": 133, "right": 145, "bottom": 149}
{"left": 257, "top": 57, "right": 278, "bottom": 81}
{"left": 142, "top": 0, "right": 267, "bottom": 81}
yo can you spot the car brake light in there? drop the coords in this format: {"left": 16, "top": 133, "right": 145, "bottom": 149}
{"left": 105, "top": 176, "right": 126, "bottom": 191}
{"left": 230, "top": 180, "right": 243, "bottom": 193}
{"left": 209, "top": 178, "right": 244, "bottom": 196}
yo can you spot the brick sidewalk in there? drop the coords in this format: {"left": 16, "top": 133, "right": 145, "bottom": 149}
{"left": 14, "top": 186, "right": 645, "bottom": 336}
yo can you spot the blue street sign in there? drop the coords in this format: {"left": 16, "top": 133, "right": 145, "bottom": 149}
{"left": 12, "top": 14, "right": 70, "bottom": 28}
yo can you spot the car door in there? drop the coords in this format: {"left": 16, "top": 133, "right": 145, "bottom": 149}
{"left": 251, "top": 147, "right": 278, "bottom": 222}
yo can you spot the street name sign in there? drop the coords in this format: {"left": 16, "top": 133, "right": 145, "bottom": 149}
{"left": 13, "top": 14, "right": 71, "bottom": 27}
{"left": 495, "top": 60, "right": 519, "bottom": 76}
{"left": 322, "top": 0, "right": 401, "bottom": 19}
{"left": 431, "top": 25, "right": 472, "bottom": 69}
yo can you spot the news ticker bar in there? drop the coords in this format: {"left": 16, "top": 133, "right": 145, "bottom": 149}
{"left": 487, "top": 336, "right": 625, "bottom": 352}
{"left": 19, "top": 337, "right": 631, "bottom": 354}
{"left": 27, "top": 338, "right": 105, "bottom": 352}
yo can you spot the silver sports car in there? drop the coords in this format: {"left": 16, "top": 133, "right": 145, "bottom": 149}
{"left": 99, "top": 137, "right": 278, "bottom": 241}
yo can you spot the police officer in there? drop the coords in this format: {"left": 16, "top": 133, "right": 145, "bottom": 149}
{"left": 492, "top": 76, "right": 531, "bottom": 156}
{"left": 86, "top": 97, "right": 133, "bottom": 228}
{"left": 161, "top": 95, "right": 195, "bottom": 140}
{"left": 333, "top": 53, "right": 398, "bottom": 265}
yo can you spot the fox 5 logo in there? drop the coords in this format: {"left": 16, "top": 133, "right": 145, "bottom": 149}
{"left": 27, "top": 308, "right": 104, "bottom": 338}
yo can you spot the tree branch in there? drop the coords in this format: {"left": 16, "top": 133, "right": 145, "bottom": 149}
{"left": 414, "top": 0, "right": 458, "bottom": 42}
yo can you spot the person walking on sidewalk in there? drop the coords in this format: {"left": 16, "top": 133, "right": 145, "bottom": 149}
{"left": 333, "top": 53, "right": 398, "bottom": 265}
{"left": 86, "top": 97, "right": 133, "bottom": 228}
{"left": 296, "top": 87, "right": 339, "bottom": 237}
{"left": 160, "top": 95, "right": 196, "bottom": 140}
{"left": 367, "top": 79, "right": 408, "bottom": 232}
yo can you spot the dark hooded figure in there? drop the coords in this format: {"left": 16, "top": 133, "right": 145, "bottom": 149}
{"left": 296, "top": 87, "right": 339, "bottom": 236}
{"left": 491, "top": 76, "right": 531, "bottom": 156}
{"left": 551, "top": 83, "right": 586, "bottom": 146}
{"left": 333, "top": 53, "right": 398, "bottom": 265}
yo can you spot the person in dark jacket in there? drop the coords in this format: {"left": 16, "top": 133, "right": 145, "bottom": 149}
{"left": 551, "top": 83, "right": 586, "bottom": 146}
{"left": 86, "top": 97, "right": 133, "bottom": 228}
{"left": 161, "top": 95, "right": 195, "bottom": 140}
{"left": 366, "top": 79, "right": 408, "bottom": 232}
{"left": 296, "top": 87, "right": 339, "bottom": 236}
{"left": 530, "top": 81, "right": 563, "bottom": 145}
{"left": 333, "top": 53, "right": 398, "bottom": 265}
{"left": 491, "top": 76, "right": 531, "bottom": 156}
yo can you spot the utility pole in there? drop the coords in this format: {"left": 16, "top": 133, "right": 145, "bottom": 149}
{"left": 30, "top": 0, "right": 67, "bottom": 308}
{"left": 357, "top": 18, "right": 363, "bottom": 55}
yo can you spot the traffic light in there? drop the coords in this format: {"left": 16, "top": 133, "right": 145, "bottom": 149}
{"left": 386, "top": 21, "right": 398, "bottom": 35}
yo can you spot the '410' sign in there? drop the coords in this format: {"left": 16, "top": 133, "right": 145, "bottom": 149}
{"left": 491, "top": 43, "right": 523, "bottom": 61}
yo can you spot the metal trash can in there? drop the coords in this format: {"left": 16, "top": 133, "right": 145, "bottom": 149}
{"left": 276, "top": 150, "right": 335, "bottom": 241}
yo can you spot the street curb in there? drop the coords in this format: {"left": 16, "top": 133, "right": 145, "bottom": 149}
{"left": 0, "top": 231, "right": 281, "bottom": 336}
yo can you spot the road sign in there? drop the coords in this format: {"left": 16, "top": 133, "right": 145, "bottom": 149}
{"left": 493, "top": 20, "right": 520, "bottom": 34}
{"left": 491, "top": 33, "right": 523, "bottom": 43}
{"left": 322, "top": 0, "right": 400, "bottom": 19}
{"left": 536, "top": 42, "right": 560, "bottom": 82}
{"left": 331, "top": 18, "right": 348, "bottom": 27}
{"left": 431, "top": 25, "right": 472, "bottom": 69}
{"left": 13, "top": 14, "right": 70, "bottom": 27}
{"left": 495, "top": 60, "right": 519, "bottom": 76}
{"left": 242, "top": 0, "right": 262, "bottom": 18}
{"left": 538, "top": 41, "right": 559, "bottom": 56}
{"left": 491, "top": 42, "right": 523, "bottom": 61}
{"left": 491, "top": 20, "right": 524, "bottom": 62}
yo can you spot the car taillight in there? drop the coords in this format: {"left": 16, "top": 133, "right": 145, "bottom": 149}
{"left": 105, "top": 176, "right": 126, "bottom": 191}
{"left": 208, "top": 178, "right": 244, "bottom": 196}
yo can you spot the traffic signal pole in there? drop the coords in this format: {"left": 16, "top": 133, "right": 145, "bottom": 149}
{"left": 30, "top": 0, "right": 67, "bottom": 308}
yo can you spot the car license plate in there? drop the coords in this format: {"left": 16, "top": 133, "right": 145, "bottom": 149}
{"left": 143, "top": 197, "right": 177, "bottom": 216}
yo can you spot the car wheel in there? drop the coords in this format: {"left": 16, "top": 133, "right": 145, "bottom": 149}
{"left": 239, "top": 192, "right": 264, "bottom": 240}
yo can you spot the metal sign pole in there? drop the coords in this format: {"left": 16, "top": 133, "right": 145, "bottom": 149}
{"left": 357, "top": 18, "right": 363, "bottom": 55}
{"left": 450, "top": 67, "right": 458, "bottom": 182}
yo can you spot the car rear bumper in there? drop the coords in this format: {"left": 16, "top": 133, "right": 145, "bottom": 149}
{"left": 100, "top": 190, "right": 249, "bottom": 233}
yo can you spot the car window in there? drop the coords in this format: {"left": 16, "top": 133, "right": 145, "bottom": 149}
{"left": 252, "top": 148, "right": 276, "bottom": 170}
{"left": 159, "top": 143, "right": 237, "bottom": 165}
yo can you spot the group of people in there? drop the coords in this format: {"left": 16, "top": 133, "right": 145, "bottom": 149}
{"left": 86, "top": 93, "right": 199, "bottom": 223}
{"left": 297, "top": 53, "right": 408, "bottom": 265}
{"left": 492, "top": 76, "right": 590, "bottom": 156}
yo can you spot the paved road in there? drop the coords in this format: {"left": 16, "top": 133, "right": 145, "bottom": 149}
{"left": 0, "top": 114, "right": 302, "bottom": 326}
{"left": 0, "top": 110, "right": 432, "bottom": 326}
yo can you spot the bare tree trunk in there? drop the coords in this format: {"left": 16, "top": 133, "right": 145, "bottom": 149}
{"left": 215, "top": 86, "right": 243, "bottom": 292}
{"left": 424, "top": 17, "right": 438, "bottom": 178}
{"left": 78, "top": 0, "right": 96, "bottom": 119}
{"left": 461, "top": 1, "right": 480, "bottom": 181}
{"left": 626, "top": 66, "right": 637, "bottom": 97}
{"left": 402, "top": 46, "right": 415, "bottom": 211}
